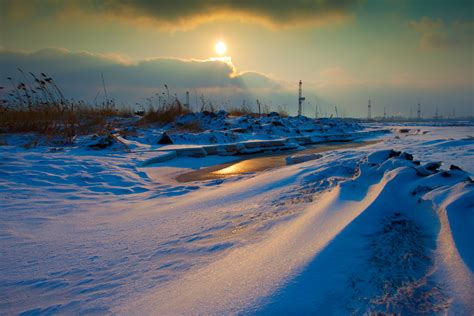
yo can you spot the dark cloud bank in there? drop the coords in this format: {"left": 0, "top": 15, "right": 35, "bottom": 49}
{"left": 0, "top": 48, "right": 288, "bottom": 109}
{"left": 2, "top": 0, "right": 361, "bottom": 30}
{"left": 96, "top": 0, "right": 359, "bottom": 25}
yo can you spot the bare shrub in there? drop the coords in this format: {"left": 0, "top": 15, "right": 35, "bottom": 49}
{"left": 277, "top": 105, "right": 289, "bottom": 117}
{"left": 0, "top": 71, "right": 133, "bottom": 140}
{"left": 138, "top": 99, "right": 190, "bottom": 126}
{"left": 229, "top": 101, "right": 256, "bottom": 117}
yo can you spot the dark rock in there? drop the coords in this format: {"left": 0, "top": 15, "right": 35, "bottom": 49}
{"left": 157, "top": 132, "right": 173, "bottom": 145}
{"left": 271, "top": 120, "right": 284, "bottom": 127}
{"left": 415, "top": 167, "right": 431, "bottom": 177}
{"left": 388, "top": 150, "right": 401, "bottom": 158}
{"left": 441, "top": 171, "right": 451, "bottom": 178}
{"left": 450, "top": 164, "right": 463, "bottom": 171}
{"left": 89, "top": 135, "right": 114, "bottom": 149}
{"left": 424, "top": 161, "right": 442, "bottom": 172}
{"left": 399, "top": 152, "right": 414, "bottom": 161}
{"left": 268, "top": 111, "right": 280, "bottom": 117}
{"left": 231, "top": 128, "right": 247, "bottom": 133}
{"left": 202, "top": 111, "right": 217, "bottom": 118}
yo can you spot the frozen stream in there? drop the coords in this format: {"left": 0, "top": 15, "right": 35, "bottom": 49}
{"left": 176, "top": 140, "right": 379, "bottom": 182}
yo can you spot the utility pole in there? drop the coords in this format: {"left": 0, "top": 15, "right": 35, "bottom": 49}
{"left": 367, "top": 99, "right": 372, "bottom": 120}
{"left": 185, "top": 91, "right": 190, "bottom": 109}
{"left": 298, "top": 80, "right": 305, "bottom": 116}
{"left": 417, "top": 102, "right": 421, "bottom": 120}
{"left": 315, "top": 95, "right": 320, "bottom": 119}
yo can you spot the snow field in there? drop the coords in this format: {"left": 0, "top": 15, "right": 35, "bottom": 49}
{"left": 0, "top": 123, "right": 473, "bottom": 314}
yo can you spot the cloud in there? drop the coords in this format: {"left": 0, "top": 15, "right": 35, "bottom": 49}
{"left": 410, "top": 17, "right": 473, "bottom": 49}
{"left": 0, "top": 48, "right": 282, "bottom": 106}
{"left": 2, "top": 0, "right": 361, "bottom": 31}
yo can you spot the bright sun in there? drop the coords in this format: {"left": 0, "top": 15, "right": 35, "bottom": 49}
{"left": 215, "top": 41, "right": 227, "bottom": 55}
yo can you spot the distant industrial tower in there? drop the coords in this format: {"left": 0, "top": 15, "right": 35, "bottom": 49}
{"left": 315, "top": 96, "right": 320, "bottom": 119}
{"left": 298, "top": 80, "right": 305, "bottom": 116}
{"left": 417, "top": 102, "right": 421, "bottom": 120}
{"left": 435, "top": 107, "right": 439, "bottom": 120}
{"left": 185, "top": 91, "right": 190, "bottom": 108}
{"left": 383, "top": 107, "right": 387, "bottom": 120}
{"left": 367, "top": 99, "right": 372, "bottom": 120}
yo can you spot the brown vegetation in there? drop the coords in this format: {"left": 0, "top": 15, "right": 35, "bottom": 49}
{"left": 175, "top": 119, "right": 202, "bottom": 132}
{"left": 0, "top": 71, "right": 133, "bottom": 140}
{"left": 1, "top": 70, "right": 292, "bottom": 141}
{"left": 138, "top": 100, "right": 190, "bottom": 126}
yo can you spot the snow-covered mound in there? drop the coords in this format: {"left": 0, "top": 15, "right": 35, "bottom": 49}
{"left": 127, "top": 113, "right": 366, "bottom": 146}
{"left": 119, "top": 149, "right": 473, "bottom": 315}
{"left": 0, "top": 115, "right": 372, "bottom": 157}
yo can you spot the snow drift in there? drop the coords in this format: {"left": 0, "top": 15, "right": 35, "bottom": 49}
{"left": 0, "top": 123, "right": 473, "bottom": 314}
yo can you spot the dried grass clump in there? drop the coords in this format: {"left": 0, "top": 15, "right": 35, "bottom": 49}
{"left": 277, "top": 105, "right": 289, "bottom": 118}
{"left": 0, "top": 71, "right": 133, "bottom": 140}
{"left": 139, "top": 100, "right": 190, "bottom": 126}
{"left": 175, "top": 120, "right": 202, "bottom": 132}
{"left": 228, "top": 102, "right": 256, "bottom": 117}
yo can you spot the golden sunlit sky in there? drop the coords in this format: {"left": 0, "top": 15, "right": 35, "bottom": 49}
{"left": 1, "top": 0, "right": 473, "bottom": 117}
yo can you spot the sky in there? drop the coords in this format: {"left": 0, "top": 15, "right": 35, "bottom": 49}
{"left": 0, "top": 0, "right": 473, "bottom": 117}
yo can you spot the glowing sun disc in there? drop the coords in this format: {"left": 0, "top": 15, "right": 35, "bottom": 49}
{"left": 215, "top": 41, "right": 227, "bottom": 55}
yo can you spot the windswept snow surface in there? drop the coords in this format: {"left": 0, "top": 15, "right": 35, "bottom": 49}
{"left": 0, "top": 123, "right": 473, "bottom": 314}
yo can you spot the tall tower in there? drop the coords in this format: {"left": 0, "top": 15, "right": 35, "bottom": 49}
{"left": 417, "top": 102, "right": 421, "bottom": 120}
{"left": 185, "top": 91, "right": 190, "bottom": 108}
{"left": 383, "top": 107, "right": 387, "bottom": 120}
{"left": 158, "top": 95, "right": 163, "bottom": 107}
{"left": 367, "top": 99, "right": 372, "bottom": 120}
{"left": 435, "top": 107, "right": 439, "bottom": 120}
{"left": 298, "top": 80, "right": 305, "bottom": 116}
